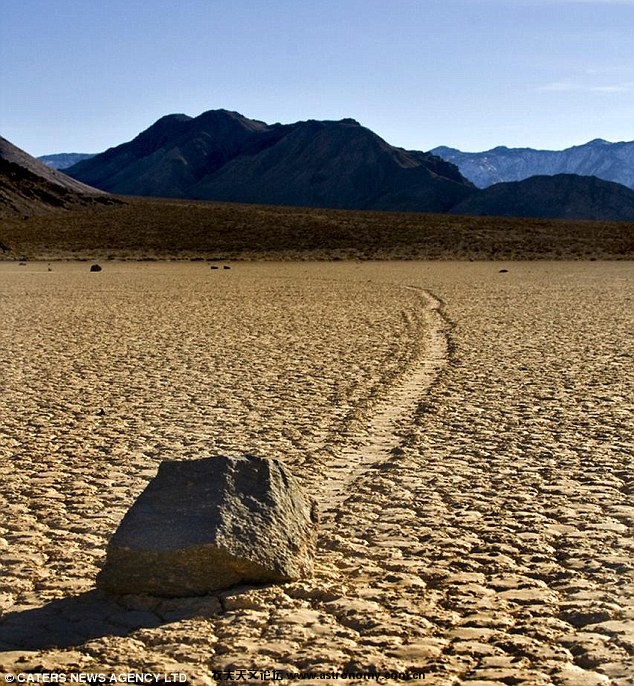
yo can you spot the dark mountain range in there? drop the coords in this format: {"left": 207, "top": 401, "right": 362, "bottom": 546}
{"left": 432, "top": 139, "right": 634, "bottom": 189}
{"left": 3, "top": 133, "right": 633, "bottom": 260}
{"left": 449, "top": 174, "right": 634, "bottom": 221}
{"left": 38, "top": 152, "right": 96, "bottom": 170}
{"left": 0, "top": 136, "right": 116, "bottom": 219}
{"left": 67, "top": 109, "right": 475, "bottom": 212}
{"left": 61, "top": 110, "right": 634, "bottom": 220}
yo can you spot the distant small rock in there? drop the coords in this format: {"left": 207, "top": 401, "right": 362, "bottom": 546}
{"left": 97, "top": 455, "right": 318, "bottom": 596}
{"left": 223, "top": 265, "right": 231, "bottom": 270}
{"left": 499, "top": 268, "right": 509, "bottom": 273}
{"left": 210, "top": 265, "right": 219, "bottom": 270}
{"left": 90, "top": 264, "right": 102, "bottom": 272}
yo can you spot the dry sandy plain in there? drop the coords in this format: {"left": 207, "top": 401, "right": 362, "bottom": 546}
{"left": 0, "top": 260, "right": 632, "bottom": 685}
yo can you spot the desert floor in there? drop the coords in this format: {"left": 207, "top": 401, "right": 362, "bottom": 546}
{"left": 0, "top": 261, "right": 632, "bottom": 685}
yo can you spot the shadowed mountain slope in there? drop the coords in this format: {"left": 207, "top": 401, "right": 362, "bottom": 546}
{"left": 61, "top": 110, "right": 634, "bottom": 220}
{"left": 0, "top": 136, "right": 118, "bottom": 219}
{"left": 1, "top": 136, "right": 102, "bottom": 195}
{"left": 449, "top": 174, "right": 634, "bottom": 221}
{"left": 67, "top": 110, "right": 475, "bottom": 212}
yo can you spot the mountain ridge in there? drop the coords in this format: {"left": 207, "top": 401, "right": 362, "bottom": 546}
{"left": 66, "top": 109, "right": 475, "bottom": 213}
{"left": 432, "top": 139, "right": 634, "bottom": 190}
{"left": 2, "top": 135, "right": 632, "bottom": 260}
{"left": 24, "top": 109, "right": 634, "bottom": 220}
{"left": 38, "top": 152, "right": 96, "bottom": 170}
{"left": 1, "top": 136, "right": 102, "bottom": 196}
{"left": 0, "top": 136, "right": 118, "bottom": 219}
{"left": 450, "top": 173, "right": 634, "bottom": 221}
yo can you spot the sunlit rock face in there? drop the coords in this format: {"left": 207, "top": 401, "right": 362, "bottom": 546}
{"left": 97, "top": 455, "right": 319, "bottom": 597}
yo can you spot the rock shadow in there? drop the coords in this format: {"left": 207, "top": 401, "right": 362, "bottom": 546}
{"left": 0, "top": 589, "right": 224, "bottom": 651}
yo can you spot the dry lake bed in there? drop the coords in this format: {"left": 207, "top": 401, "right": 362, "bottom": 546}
{"left": 0, "top": 260, "right": 632, "bottom": 685}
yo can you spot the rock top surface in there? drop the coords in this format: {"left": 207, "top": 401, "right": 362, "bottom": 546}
{"left": 97, "top": 455, "right": 318, "bottom": 596}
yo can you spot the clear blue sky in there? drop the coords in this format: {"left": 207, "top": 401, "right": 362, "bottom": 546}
{"left": 1, "top": 0, "right": 632, "bottom": 156}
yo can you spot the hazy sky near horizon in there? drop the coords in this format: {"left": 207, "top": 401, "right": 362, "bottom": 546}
{"left": 1, "top": 0, "right": 632, "bottom": 157}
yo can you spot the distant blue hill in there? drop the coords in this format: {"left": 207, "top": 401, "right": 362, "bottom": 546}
{"left": 38, "top": 152, "right": 96, "bottom": 170}
{"left": 432, "top": 139, "right": 634, "bottom": 190}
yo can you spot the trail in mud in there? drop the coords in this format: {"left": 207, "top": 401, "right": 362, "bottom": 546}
{"left": 319, "top": 288, "right": 448, "bottom": 513}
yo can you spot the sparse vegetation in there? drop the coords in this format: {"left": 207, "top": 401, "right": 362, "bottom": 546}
{"left": 1, "top": 195, "right": 633, "bottom": 261}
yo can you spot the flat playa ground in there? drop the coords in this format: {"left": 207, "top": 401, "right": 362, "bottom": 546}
{"left": 0, "top": 261, "right": 632, "bottom": 685}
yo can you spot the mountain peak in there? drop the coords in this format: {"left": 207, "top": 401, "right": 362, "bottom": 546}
{"left": 65, "top": 110, "right": 473, "bottom": 211}
{"left": 195, "top": 108, "right": 269, "bottom": 128}
{"left": 60, "top": 109, "right": 634, "bottom": 220}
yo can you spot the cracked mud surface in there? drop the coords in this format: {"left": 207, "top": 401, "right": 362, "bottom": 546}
{"left": 0, "top": 261, "right": 632, "bottom": 685}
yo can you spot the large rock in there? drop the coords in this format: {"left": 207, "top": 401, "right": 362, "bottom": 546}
{"left": 97, "top": 455, "right": 318, "bottom": 596}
